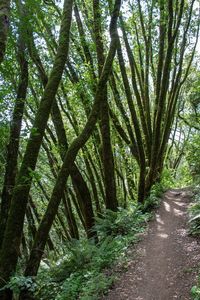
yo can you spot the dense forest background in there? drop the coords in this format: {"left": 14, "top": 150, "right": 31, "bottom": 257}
{"left": 0, "top": 0, "right": 200, "bottom": 299}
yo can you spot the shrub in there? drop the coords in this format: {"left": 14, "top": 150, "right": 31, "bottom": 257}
{"left": 0, "top": 276, "right": 36, "bottom": 299}
{"left": 188, "top": 186, "right": 200, "bottom": 236}
{"left": 94, "top": 206, "right": 149, "bottom": 239}
{"left": 191, "top": 285, "right": 200, "bottom": 300}
{"left": 34, "top": 206, "right": 151, "bottom": 300}
{"left": 143, "top": 182, "right": 164, "bottom": 212}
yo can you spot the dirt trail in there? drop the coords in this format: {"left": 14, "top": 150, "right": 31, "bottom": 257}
{"left": 104, "top": 189, "right": 200, "bottom": 300}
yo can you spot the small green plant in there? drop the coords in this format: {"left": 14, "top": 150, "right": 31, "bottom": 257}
{"left": 56, "top": 270, "right": 115, "bottom": 300}
{"left": 188, "top": 187, "right": 200, "bottom": 299}
{"left": 143, "top": 182, "right": 164, "bottom": 212}
{"left": 191, "top": 285, "right": 200, "bottom": 300}
{"left": 79, "top": 272, "right": 114, "bottom": 300}
{"left": 188, "top": 186, "right": 200, "bottom": 235}
{"left": 160, "top": 168, "right": 175, "bottom": 188}
{"left": 0, "top": 276, "right": 36, "bottom": 297}
{"left": 94, "top": 206, "right": 149, "bottom": 239}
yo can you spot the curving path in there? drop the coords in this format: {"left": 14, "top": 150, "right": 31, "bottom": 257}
{"left": 104, "top": 189, "right": 200, "bottom": 300}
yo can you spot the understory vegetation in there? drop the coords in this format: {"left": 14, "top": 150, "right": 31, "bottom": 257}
{"left": 189, "top": 185, "right": 200, "bottom": 300}
{"left": 3, "top": 183, "right": 163, "bottom": 300}
{"left": 34, "top": 208, "right": 149, "bottom": 299}
{"left": 187, "top": 148, "right": 200, "bottom": 299}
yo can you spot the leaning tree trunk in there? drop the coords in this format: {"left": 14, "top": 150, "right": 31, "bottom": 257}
{"left": 19, "top": 2, "right": 121, "bottom": 298}
{"left": 0, "top": 32, "right": 28, "bottom": 249}
{"left": 0, "top": 0, "right": 73, "bottom": 298}
{"left": 27, "top": 21, "right": 97, "bottom": 240}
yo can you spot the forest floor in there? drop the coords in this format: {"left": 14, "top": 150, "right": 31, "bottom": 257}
{"left": 103, "top": 188, "right": 200, "bottom": 300}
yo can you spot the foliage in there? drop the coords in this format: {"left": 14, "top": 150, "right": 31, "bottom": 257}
{"left": 159, "top": 168, "right": 175, "bottom": 189}
{"left": 0, "top": 123, "right": 9, "bottom": 186}
{"left": 142, "top": 182, "right": 164, "bottom": 212}
{"left": 0, "top": 276, "right": 36, "bottom": 296}
{"left": 191, "top": 284, "right": 200, "bottom": 300}
{"left": 175, "top": 163, "right": 193, "bottom": 187}
{"left": 188, "top": 186, "right": 200, "bottom": 236}
{"left": 94, "top": 206, "right": 149, "bottom": 239}
{"left": 188, "top": 186, "right": 200, "bottom": 299}
{"left": 34, "top": 206, "right": 151, "bottom": 300}
{"left": 179, "top": 66, "right": 200, "bottom": 131}
{"left": 55, "top": 265, "right": 115, "bottom": 300}
{"left": 186, "top": 135, "right": 200, "bottom": 184}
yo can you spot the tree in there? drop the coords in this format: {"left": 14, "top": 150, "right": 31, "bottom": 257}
{"left": 114, "top": 0, "right": 198, "bottom": 201}
{"left": 0, "top": 0, "right": 73, "bottom": 297}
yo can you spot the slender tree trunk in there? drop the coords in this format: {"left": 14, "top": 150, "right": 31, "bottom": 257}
{"left": 52, "top": 102, "right": 97, "bottom": 239}
{"left": 84, "top": 157, "right": 101, "bottom": 215}
{"left": 0, "top": 1, "right": 73, "bottom": 297}
{"left": 0, "top": 33, "right": 28, "bottom": 249}
{"left": 116, "top": 39, "right": 146, "bottom": 203}
{"left": 19, "top": 4, "right": 121, "bottom": 298}
{"left": 93, "top": 0, "right": 118, "bottom": 211}
{"left": 0, "top": 0, "right": 10, "bottom": 63}
{"left": 62, "top": 192, "right": 79, "bottom": 239}
{"left": 26, "top": 25, "right": 97, "bottom": 240}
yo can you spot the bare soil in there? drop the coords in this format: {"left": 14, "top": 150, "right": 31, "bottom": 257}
{"left": 103, "top": 188, "right": 200, "bottom": 300}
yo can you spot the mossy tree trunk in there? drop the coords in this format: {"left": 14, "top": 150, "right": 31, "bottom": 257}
{"left": 93, "top": 0, "right": 118, "bottom": 211}
{"left": 0, "top": 29, "right": 28, "bottom": 249}
{"left": 0, "top": 0, "right": 10, "bottom": 64}
{"left": 115, "top": 0, "right": 196, "bottom": 203}
{"left": 0, "top": 0, "right": 73, "bottom": 298}
{"left": 18, "top": 1, "right": 121, "bottom": 298}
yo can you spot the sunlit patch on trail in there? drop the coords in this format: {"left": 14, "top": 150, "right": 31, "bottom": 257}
{"left": 157, "top": 233, "right": 169, "bottom": 238}
{"left": 156, "top": 214, "right": 164, "bottom": 224}
{"left": 164, "top": 201, "right": 171, "bottom": 212}
{"left": 173, "top": 208, "right": 184, "bottom": 216}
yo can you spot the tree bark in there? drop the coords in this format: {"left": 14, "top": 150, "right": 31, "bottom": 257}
{"left": 0, "top": 0, "right": 73, "bottom": 297}
{"left": 0, "top": 0, "right": 10, "bottom": 63}
{"left": 93, "top": 0, "right": 118, "bottom": 211}
{"left": 19, "top": 3, "right": 121, "bottom": 298}
{"left": 0, "top": 33, "right": 28, "bottom": 249}
{"left": 26, "top": 15, "right": 97, "bottom": 240}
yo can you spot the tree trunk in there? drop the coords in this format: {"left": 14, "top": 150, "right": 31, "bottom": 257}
{"left": 0, "top": 0, "right": 10, "bottom": 63}
{"left": 0, "top": 34, "right": 28, "bottom": 249}
{"left": 0, "top": 0, "right": 73, "bottom": 296}
{"left": 93, "top": 0, "right": 118, "bottom": 211}
{"left": 19, "top": 3, "right": 121, "bottom": 298}
{"left": 27, "top": 24, "right": 97, "bottom": 240}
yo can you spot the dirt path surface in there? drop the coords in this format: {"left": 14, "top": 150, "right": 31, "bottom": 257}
{"left": 104, "top": 189, "right": 200, "bottom": 300}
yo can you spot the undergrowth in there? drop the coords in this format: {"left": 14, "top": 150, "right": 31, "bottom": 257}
{"left": 34, "top": 184, "right": 163, "bottom": 300}
{"left": 188, "top": 185, "right": 200, "bottom": 236}
{"left": 5, "top": 183, "right": 164, "bottom": 300}
{"left": 191, "top": 284, "right": 200, "bottom": 300}
{"left": 35, "top": 206, "right": 150, "bottom": 300}
{"left": 190, "top": 185, "right": 200, "bottom": 300}
{"left": 142, "top": 182, "right": 164, "bottom": 212}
